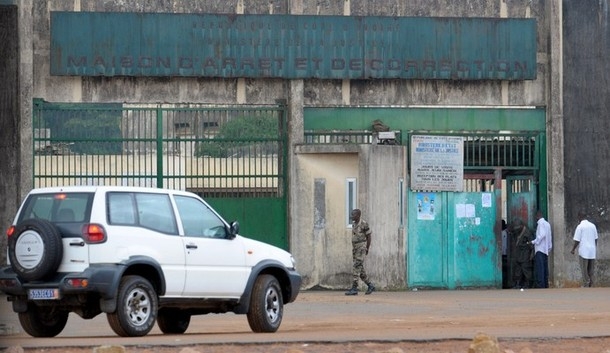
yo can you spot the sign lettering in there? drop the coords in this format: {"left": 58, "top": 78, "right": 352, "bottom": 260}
{"left": 51, "top": 13, "right": 537, "bottom": 80}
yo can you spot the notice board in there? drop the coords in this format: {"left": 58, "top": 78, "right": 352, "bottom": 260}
{"left": 410, "top": 135, "right": 464, "bottom": 192}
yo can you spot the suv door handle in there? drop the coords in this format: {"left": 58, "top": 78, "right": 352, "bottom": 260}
{"left": 186, "top": 243, "right": 198, "bottom": 249}
{"left": 70, "top": 241, "right": 85, "bottom": 247}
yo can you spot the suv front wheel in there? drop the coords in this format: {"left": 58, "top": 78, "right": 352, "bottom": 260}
{"left": 247, "top": 274, "right": 284, "bottom": 333}
{"left": 107, "top": 275, "right": 158, "bottom": 337}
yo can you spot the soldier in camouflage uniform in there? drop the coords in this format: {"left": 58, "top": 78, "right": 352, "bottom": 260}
{"left": 345, "top": 209, "right": 375, "bottom": 295}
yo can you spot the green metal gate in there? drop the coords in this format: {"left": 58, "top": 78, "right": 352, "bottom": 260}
{"left": 406, "top": 132, "right": 542, "bottom": 289}
{"left": 407, "top": 190, "right": 499, "bottom": 289}
{"left": 32, "top": 99, "right": 289, "bottom": 249}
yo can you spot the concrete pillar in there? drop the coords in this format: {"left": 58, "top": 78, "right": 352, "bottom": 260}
{"left": 287, "top": 0, "right": 304, "bottom": 252}
{"left": 0, "top": 5, "right": 18, "bottom": 264}
{"left": 287, "top": 80, "right": 304, "bottom": 252}
{"left": 548, "top": 0, "right": 566, "bottom": 287}
{"left": 19, "top": 0, "right": 33, "bottom": 197}
{"left": 0, "top": 1, "right": 32, "bottom": 263}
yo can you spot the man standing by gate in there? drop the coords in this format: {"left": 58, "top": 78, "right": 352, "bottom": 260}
{"left": 570, "top": 211, "right": 598, "bottom": 287}
{"left": 345, "top": 209, "right": 375, "bottom": 296}
{"left": 531, "top": 210, "right": 552, "bottom": 288}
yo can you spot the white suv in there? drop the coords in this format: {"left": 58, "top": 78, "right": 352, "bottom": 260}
{"left": 0, "top": 186, "right": 301, "bottom": 337}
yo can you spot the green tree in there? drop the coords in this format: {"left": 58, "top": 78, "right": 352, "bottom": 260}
{"left": 37, "top": 102, "right": 122, "bottom": 155}
{"left": 195, "top": 115, "right": 279, "bottom": 158}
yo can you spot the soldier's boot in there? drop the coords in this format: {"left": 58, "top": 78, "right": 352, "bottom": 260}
{"left": 345, "top": 286, "right": 359, "bottom": 296}
{"left": 365, "top": 283, "right": 376, "bottom": 295}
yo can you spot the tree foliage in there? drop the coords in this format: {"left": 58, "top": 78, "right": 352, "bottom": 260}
{"left": 37, "top": 103, "right": 123, "bottom": 155}
{"left": 195, "top": 115, "right": 279, "bottom": 158}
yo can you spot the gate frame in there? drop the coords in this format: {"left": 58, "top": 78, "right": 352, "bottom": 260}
{"left": 405, "top": 131, "right": 544, "bottom": 289}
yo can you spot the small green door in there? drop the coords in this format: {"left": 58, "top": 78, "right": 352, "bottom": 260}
{"left": 505, "top": 176, "right": 537, "bottom": 287}
{"left": 407, "top": 192, "right": 447, "bottom": 287}
{"left": 506, "top": 176, "right": 536, "bottom": 229}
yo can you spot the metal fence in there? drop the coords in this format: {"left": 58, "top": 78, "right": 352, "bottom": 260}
{"left": 304, "top": 129, "right": 541, "bottom": 186}
{"left": 461, "top": 133, "right": 539, "bottom": 170}
{"left": 32, "top": 99, "right": 287, "bottom": 198}
{"left": 303, "top": 129, "right": 539, "bottom": 172}
{"left": 304, "top": 130, "right": 403, "bottom": 145}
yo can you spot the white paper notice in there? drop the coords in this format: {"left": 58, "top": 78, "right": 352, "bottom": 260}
{"left": 482, "top": 193, "right": 492, "bottom": 208}
{"left": 466, "top": 204, "right": 476, "bottom": 218}
{"left": 456, "top": 204, "right": 466, "bottom": 218}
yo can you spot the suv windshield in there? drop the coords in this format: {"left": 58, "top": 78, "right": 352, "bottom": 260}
{"left": 18, "top": 192, "right": 94, "bottom": 223}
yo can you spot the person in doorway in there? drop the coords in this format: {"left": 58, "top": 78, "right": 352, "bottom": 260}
{"left": 501, "top": 220, "right": 510, "bottom": 289}
{"left": 531, "top": 210, "right": 553, "bottom": 288}
{"left": 571, "top": 211, "right": 598, "bottom": 287}
{"left": 512, "top": 219, "right": 535, "bottom": 289}
{"left": 345, "top": 208, "right": 375, "bottom": 296}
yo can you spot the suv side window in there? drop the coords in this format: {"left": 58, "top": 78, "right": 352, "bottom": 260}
{"left": 108, "top": 192, "right": 178, "bottom": 234}
{"left": 174, "top": 195, "right": 227, "bottom": 238}
{"left": 108, "top": 193, "right": 136, "bottom": 225}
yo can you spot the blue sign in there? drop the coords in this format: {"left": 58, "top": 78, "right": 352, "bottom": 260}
{"left": 51, "top": 12, "right": 537, "bottom": 80}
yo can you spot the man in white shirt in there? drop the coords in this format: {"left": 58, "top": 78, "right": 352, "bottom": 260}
{"left": 571, "top": 211, "right": 598, "bottom": 287}
{"left": 531, "top": 210, "right": 552, "bottom": 288}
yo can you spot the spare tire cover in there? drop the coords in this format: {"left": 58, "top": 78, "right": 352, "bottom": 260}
{"left": 9, "top": 219, "right": 63, "bottom": 281}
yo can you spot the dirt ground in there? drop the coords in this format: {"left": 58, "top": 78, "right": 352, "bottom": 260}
{"left": 4, "top": 289, "right": 610, "bottom": 353}
{"left": 7, "top": 338, "right": 610, "bottom": 353}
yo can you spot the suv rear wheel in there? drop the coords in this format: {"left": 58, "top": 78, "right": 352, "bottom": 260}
{"left": 9, "top": 219, "right": 63, "bottom": 281}
{"left": 247, "top": 274, "right": 284, "bottom": 332}
{"left": 107, "top": 275, "right": 158, "bottom": 337}
{"left": 18, "top": 303, "right": 69, "bottom": 337}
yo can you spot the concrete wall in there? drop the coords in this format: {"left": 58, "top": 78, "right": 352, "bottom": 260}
{"left": 293, "top": 145, "right": 406, "bottom": 289}
{"left": 30, "top": 0, "right": 548, "bottom": 108}
{"left": 291, "top": 148, "right": 359, "bottom": 288}
{"left": 361, "top": 145, "right": 407, "bottom": 289}
{"left": 561, "top": 0, "right": 610, "bottom": 286}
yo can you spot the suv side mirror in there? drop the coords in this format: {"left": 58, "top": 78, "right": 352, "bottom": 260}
{"left": 229, "top": 221, "right": 239, "bottom": 238}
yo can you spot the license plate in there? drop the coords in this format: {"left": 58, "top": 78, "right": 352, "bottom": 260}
{"left": 28, "top": 288, "right": 60, "bottom": 300}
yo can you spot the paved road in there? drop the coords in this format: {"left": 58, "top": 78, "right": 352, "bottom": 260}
{"left": 1, "top": 288, "right": 609, "bottom": 349}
